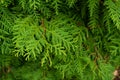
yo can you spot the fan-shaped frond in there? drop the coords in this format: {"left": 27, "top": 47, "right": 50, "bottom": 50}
{"left": 12, "top": 16, "right": 45, "bottom": 60}
{"left": 88, "top": 0, "right": 99, "bottom": 28}
{"left": 104, "top": 0, "right": 120, "bottom": 29}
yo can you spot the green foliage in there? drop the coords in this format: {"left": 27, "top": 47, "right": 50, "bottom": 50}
{"left": 0, "top": 0, "right": 120, "bottom": 80}
{"left": 88, "top": 0, "right": 100, "bottom": 28}
{"left": 104, "top": 0, "right": 120, "bottom": 29}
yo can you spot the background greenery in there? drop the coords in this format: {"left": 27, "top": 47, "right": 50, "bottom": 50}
{"left": 0, "top": 0, "right": 120, "bottom": 80}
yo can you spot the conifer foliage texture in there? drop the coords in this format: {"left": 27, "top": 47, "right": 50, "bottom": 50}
{"left": 0, "top": 0, "right": 120, "bottom": 80}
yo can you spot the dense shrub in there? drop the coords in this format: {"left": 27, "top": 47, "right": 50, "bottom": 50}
{"left": 0, "top": 0, "right": 120, "bottom": 80}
